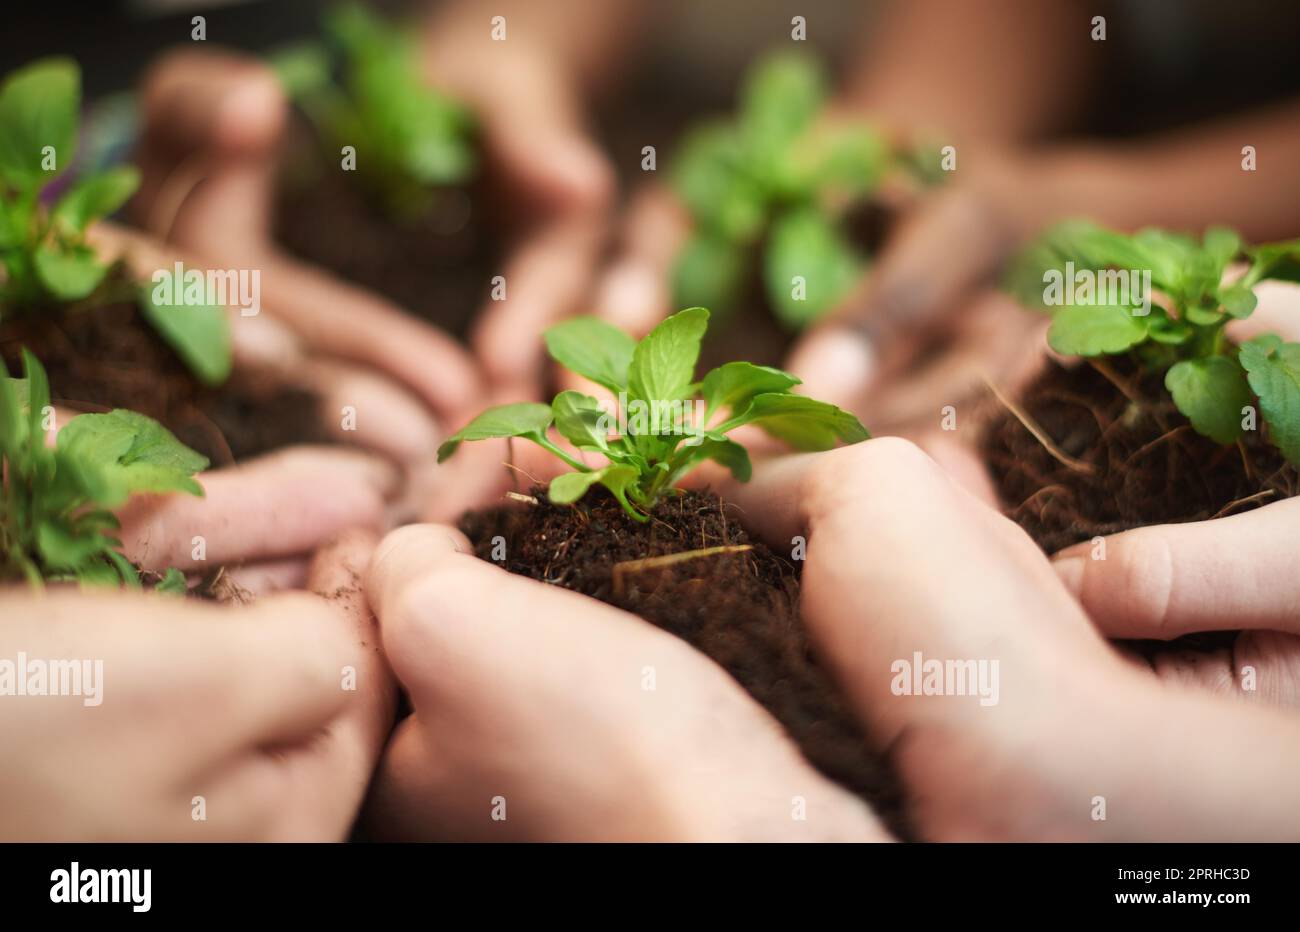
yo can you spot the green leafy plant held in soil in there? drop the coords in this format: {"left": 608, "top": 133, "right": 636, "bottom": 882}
{"left": 437, "top": 306, "right": 870, "bottom": 521}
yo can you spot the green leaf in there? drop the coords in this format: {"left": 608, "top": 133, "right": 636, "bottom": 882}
{"left": 137, "top": 275, "right": 232, "bottom": 387}
{"left": 764, "top": 208, "right": 862, "bottom": 328}
{"left": 551, "top": 390, "right": 611, "bottom": 452}
{"left": 36, "top": 521, "right": 113, "bottom": 573}
{"left": 0, "top": 359, "right": 29, "bottom": 456}
{"left": 0, "top": 196, "right": 23, "bottom": 249}
{"left": 56, "top": 409, "right": 209, "bottom": 507}
{"left": 1220, "top": 283, "right": 1258, "bottom": 319}
{"left": 51, "top": 165, "right": 141, "bottom": 234}
{"left": 21, "top": 348, "right": 50, "bottom": 444}
{"left": 436, "top": 402, "right": 554, "bottom": 462}
{"left": 1246, "top": 239, "right": 1300, "bottom": 286}
{"left": 154, "top": 567, "right": 188, "bottom": 595}
{"left": 680, "top": 435, "right": 752, "bottom": 482}
{"left": 786, "top": 122, "right": 887, "bottom": 199}
{"left": 1202, "top": 227, "right": 1242, "bottom": 269}
{"left": 34, "top": 244, "right": 106, "bottom": 301}
{"left": 725, "top": 392, "right": 869, "bottom": 450}
{"left": 671, "top": 123, "right": 765, "bottom": 241}
{"left": 1147, "top": 313, "right": 1194, "bottom": 346}
{"left": 700, "top": 360, "right": 800, "bottom": 417}
{"left": 0, "top": 57, "right": 79, "bottom": 187}
{"left": 627, "top": 307, "right": 709, "bottom": 407}
{"left": 1165, "top": 357, "right": 1253, "bottom": 445}
{"left": 1239, "top": 335, "right": 1300, "bottom": 465}
{"left": 547, "top": 463, "right": 641, "bottom": 513}
{"left": 543, "top": 317, "right": 636, "bottom": 393}
{"left": 739, "top": 52, "right": 825, "bottom": 156}
{"left": 671, "top": 231, "right": 747, "bottom": 316}
{"left": 269, "top": 40, "right": 332, "bottom": 98}
{"left": 1047, "top": 303, "right": 1150, "bottom": 357}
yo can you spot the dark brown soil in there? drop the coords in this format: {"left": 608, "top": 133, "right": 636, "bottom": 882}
{"left": 980, "top": 354, "right": 1299, "bottom": 555}
{"left": 273, "top": 119, "right": 498, "bottom": 339}
{"left": 460, "top": 486, "right": 910, "bottom": 837}
{"left": 0, "top": 267, "right": 330, "bottom": 466}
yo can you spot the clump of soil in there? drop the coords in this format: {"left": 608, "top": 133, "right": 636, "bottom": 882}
{"left": 696, "top": 201, "right": 896, "bottom": 371}
{"left": 0, "top": 266, "right": 330, "bottom": 465}
{"left": 460, "top": 486, "right": 910, "bottom": 836}
{"left": 273, "top": 120, "right": 498, "bottom": 339}
{"left": 980, "top": 354, "right": 1299, "bottom": 555}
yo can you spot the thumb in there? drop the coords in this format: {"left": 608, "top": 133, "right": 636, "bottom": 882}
{"left": 1053, "top": 497, "right": 1300, "bottom": 639}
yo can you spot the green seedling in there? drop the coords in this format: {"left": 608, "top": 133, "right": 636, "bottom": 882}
{"left": 0, "top": 57, "right": 231, "bottom": 386}
{"left": 437, "top": 306, "right": 870, "bottom": 520}
{"left": 670, "top": 51, "right": 889, "bottom": 329}
{"left": 1007, "top": 220, "right": 1300, "bottom": 464}
{"left": 271, "top": 2, "right": 476, "bottom": 221}
{"left": 1, "top": 349, "right": 206, "bottom": 590}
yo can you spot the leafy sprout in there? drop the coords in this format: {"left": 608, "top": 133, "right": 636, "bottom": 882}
{"left": 437, "top": 306, "right": 870, "bottom": 521}
{"left": 271, "top": 2, "right": 477, "bottom": 221}
{"left": 1, "top": 349, "right": 208, "bottom": 589}
{"left": 0, "top": 57, "right": 231, "bottom": 386}
{"left": 1006, "top": 220, "right": 1300, "bottom": 464}
{"left": 669, "top": 51, "right": 888, "bottom": 329}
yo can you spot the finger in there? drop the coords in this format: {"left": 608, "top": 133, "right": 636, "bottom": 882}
{"left": 116, "top": 447, "right": 398, "bottom": 571}
{"left": 9, "top": 590, "right": 355, "bottom": 757}
{"left": 364, "top": 524, "right": 885, "bottom": 841}
{"left": 786, "top": 185, "right": 1020, "bottom": 411}
{"left": 256, "top": 255, "right": 485, "bottom": 420}
{"left": 595, "top": 185, "right": 692, "bottom": 335}
{"left": 1227, "top": 280, "right": 1300, "bottom": 343}
{"left": 471, "top": 211, "right": 608, "bottom": 393}
{"left": 298, "top": 358, "right": 441, "bottom": 463}
{"left": 1052, "top": 497, "right": 1300, "bottom": 639}
{"left": 241, "top": 528, "right": 395, "bottom": 840}
{"left": 219, "top": 557, "right": 308, "bottom": 596}
{"left": 134, "top": 48, "right": 284, "bottom": 250}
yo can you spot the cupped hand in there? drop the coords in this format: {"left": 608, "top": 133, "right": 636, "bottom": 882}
{"left": 369, "top": 434, "right": 1300, "bottom": 841}
{"left": 0, "top": 530, "right": 395, "bottom": 840}
{"left": 358, "top": 523, "right": 886, "bottom": 842}
{"left": 718, "top": 439, "right": 1300, "bottom": 840}
{"left": 132, "top": 48, "right": 484, "bottom": 423}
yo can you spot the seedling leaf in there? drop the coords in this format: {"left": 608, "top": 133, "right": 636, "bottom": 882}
{"left": 1165, "top": 357, "right": 1253, "bottom": 445}
{"left": 1240, "top": 335, "right": 1300, "bottom": 465}
{"left": 137, "top": 278, "right": 233, "bottom": 387}
{"left": 50, "top": 165, "right": 141, "bottom": 233}
{"left": 0, "top": 57, "right": 79, "bottom": 187}
{"left": 627, "top": 307, "right": 709, "bottom": 407}
{"left": 436, "top": 402, "right": 554, "bottom": 462}
{"left": 1047, "top": 303, "right": 1149, "bottom": 357}
{"left": 543, "top": 317, "right": 635, "bottom": 393}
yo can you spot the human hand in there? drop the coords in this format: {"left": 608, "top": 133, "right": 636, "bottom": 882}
{"left": 358, "top": 523, "right": 887, "bottom": 841}
{"left": 0, "top": 530, "right": 395, "bottom": 840}
{"left": 132, "top": 48, "right": 484, "bottom": 424}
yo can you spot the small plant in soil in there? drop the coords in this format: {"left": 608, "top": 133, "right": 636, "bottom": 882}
{"left": 437, "top": 306, "right": 869, "bottom": 518}
{"left": 0, "top": 58, "right": 230, "bottom": 385}
{"left": 1, "top": 349, "right": 205, "bottom": 591}
{"left": 271, "top": 3, "right": 492, "bottom": 333}
{"left": 986, "top": 221, "right": 1300, "bottom": 553}
{"left": 669, "top": 51, "right": 891, "bottom": 333}
{"left": 444, "top": 307, "right": 911, "bottom": 832}
{"left": 0, "top": 57, "right": 328, "bottom": 464}
{"left": 272, "top": 2, "right": 475, "bottom": 221}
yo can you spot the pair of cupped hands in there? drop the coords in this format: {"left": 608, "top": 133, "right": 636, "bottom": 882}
{"left": 4, "top": 47, "right": 1300, "bottom": 841}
